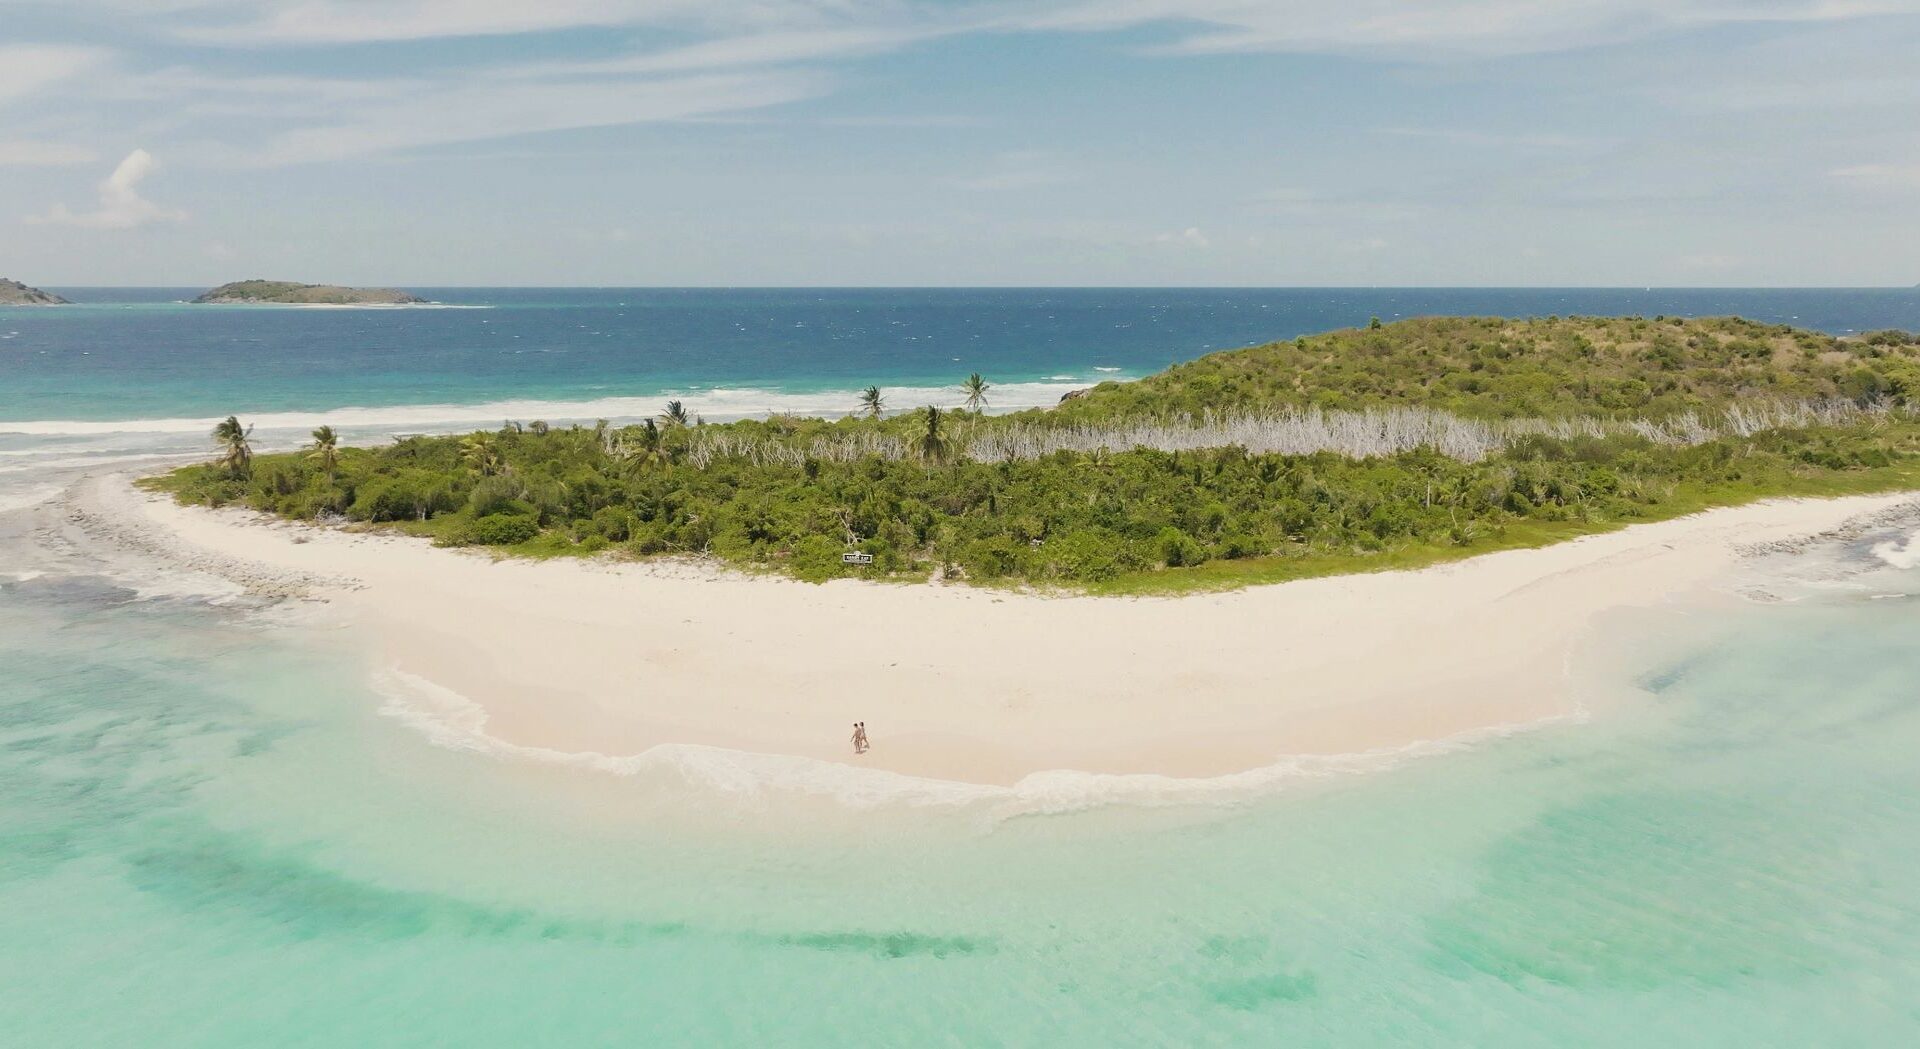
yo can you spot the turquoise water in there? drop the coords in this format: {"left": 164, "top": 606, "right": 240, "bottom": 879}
{"left": 5, "top": 544, "right": 1920, "bottom": 1044}
{"left": 6, "top": 287, "right": 1918, "bottom": 424}
{"left": 5, "top": 289, "right": 1920, "bottom": 1044}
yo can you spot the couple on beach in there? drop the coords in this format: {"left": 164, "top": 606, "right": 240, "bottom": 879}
{"left": 850, "top": 722, "right": 870, "bottom": 754}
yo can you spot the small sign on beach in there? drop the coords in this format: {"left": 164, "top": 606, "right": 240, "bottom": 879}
{"left": 842, "top": 552, "right": 874, "bottom": 565}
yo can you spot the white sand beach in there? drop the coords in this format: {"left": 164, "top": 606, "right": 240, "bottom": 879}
{"left": 101, "top": 475, "right": 1915, "bottom": 785}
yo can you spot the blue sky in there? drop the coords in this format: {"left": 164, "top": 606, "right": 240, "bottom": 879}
{"left": 4, "top": 1, "right": 1919, "bottom": 286}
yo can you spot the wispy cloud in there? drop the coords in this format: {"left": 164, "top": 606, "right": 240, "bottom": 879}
{"left": 178, "top": 0, "right": 717, "bottom": 45}
{"left": 113, "top": 0, "right": 1920, "bottom": 53}
{"left": 0, "top": 141, "right": 97, "bottom": 167}
{"left": 26, "top": 149, "right": 188, "bottom": 229}
{"left": 1675, "top": 252, "right": 1745, "bottom": 270}
{"left": 952, "top": 170, "right": 1074, "bottom": 191}
{"left": 1152, "top": 226, "right": 1210, "bottom": 248}
{"left": 249, "top": 70, "right": 829, "bottom": 164}
{"left": 0, "top": 45, "right": 110, "bottom": 104}
{"left": 950, "top": 151, "right": 1076, "bottom": 191}
{"left": 816, "top": 114, "right": 986, "bottom": 128}
{"left": 1373, "top": 126, "right": 1604, "bottom": 150}
{"left": 1025, "top": 0, "right": 1920, "bottom": 58}
{"left": 1250, "top": 186, "right": 1430, "bottom": 224}
{"left": 507, "top": 27, "right": 936, "bottom": 78}
{"left": 37, "top": 1, "right": 1920, "bottom": 169}
{"left": 1830, "top": 162, "right": 1920, "bottom": 188}
{"left": 17, "top": 0, "right": 1920, "bottom": 285}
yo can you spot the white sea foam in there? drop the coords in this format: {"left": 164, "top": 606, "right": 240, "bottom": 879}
{"left": 0, "top": 453, "right": 190, "bottom": 476}
{"left": 0, "top": 484, "right": 61, "bottom": 514}
{"left": 200, "top": 302, "right": 492, "bottom": 311}
{"left": 0, "top": 380, "right": 1112, "bottom": 438}
{"left": 1871, "top": 529, "right": 1920, "bottom": 570}
{"left": 371, "top": 667, "right": 1580, "bottom": 821}
{"left": 123, "top": 570, "right": 250, "bottom": 604}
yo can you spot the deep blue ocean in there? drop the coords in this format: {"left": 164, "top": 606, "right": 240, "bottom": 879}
{"left": 5, "top": 287, "right": 1917, "bottom": 428}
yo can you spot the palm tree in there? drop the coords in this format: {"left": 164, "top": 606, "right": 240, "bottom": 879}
{"left": 211, "top": 416, "right": 252, "bottom": 476}
{"left": 961, "top": 373, "right": 990, "bottom": 413}
{"left": 307, "top": 424, "right": 339, "bottom": 480}
{"left": 911, "top": 406, "right": 949, "bottom": 463}
{"left": 858, "top": 386, "right": 885, "bottom": 420}
{"left": 660, "top": 400, "right": 690, "bottom": 428}
{"left": 620, "top": 419, "right": 668, "bottom": 474}
{"left": 461, "top": 432, "right": 504, "bottom": 476}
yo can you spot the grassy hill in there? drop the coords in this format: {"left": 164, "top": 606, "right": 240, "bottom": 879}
{"left": 151, "top": 316, "right": 1920, "bottom": 592}
{"left": 1054, "top": 315, "right": 1920, "bottom": 420}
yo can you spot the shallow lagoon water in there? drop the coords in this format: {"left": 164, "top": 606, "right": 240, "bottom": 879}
{"left": 5, "top": 527, "right": 1920, "bottom": 1045}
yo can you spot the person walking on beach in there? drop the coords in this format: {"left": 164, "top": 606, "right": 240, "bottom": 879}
{"left": 851, "top": 722, "right": 869, "bottom": 755}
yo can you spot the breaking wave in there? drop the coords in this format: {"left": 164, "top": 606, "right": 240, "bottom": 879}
{"left": 0, "top": 379, "right": 1116, "bottom": 439}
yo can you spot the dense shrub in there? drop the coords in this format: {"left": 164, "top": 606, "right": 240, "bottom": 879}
{"left": 468, "top": 513, "right": 540, "bottom": 545}
{"left": 152, "top": 317, "right": 1920, "bottom": 586}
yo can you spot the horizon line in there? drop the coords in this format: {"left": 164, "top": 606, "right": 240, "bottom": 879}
{"left": 26, "top": 283, "right": 1920, "bottom": 292}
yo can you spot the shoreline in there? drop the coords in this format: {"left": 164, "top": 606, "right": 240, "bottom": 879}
{"left": 0, "top": 380, "right": 1111, "bottom": 438}
{"left": 96, "top": 475, "right": 1919, "bottom": 788}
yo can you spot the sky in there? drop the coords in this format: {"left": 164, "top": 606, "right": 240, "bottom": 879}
{"left": 3, "top": 1, "right": 1919, "bottom": 287}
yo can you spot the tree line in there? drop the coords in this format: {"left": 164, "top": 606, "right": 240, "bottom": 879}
{"left": 158, "top": 318, "right": 1920, "bottom": 589}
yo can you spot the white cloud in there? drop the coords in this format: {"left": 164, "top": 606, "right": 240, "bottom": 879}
{"left": 1675, "top": 252, "right": 1744, "bottom": 269}
{"left": 2, "top": 23, "right": 843, "bottom": 167}
{"left": 1251, "top": 187, "right": 1430, "bottom": 224}
{"left": 37, "top": 0, "right": 1920, "bottom": 59}
{"left": 508, "top": 27, "right": 934, "bottom": 78}
{"left": 182, "top": 0, "right": 712, "bottom": 44}
{"left": 33, "top": 0, "right": 1920, "bottom": 173}
{"left": 816, "top": 114, "right": 986, "bottom": 127}
{"left": 0, "top": 45, "right": 110, "bottom": 104}
{"left": 1023, "top": 0, "right": 1920, "bottom": 57}
{"left": 27, "top": 149, "right": 189, "bottom": 229}
{"left": 1373, "top": 126, "right": 1603, "bottom": 150}
{"left": 573, "top": 227, "right": 635, "bottom": 243}
{"left": 1152, "top": 226, "right": 1210, "bottom": 247}
{"left": 172, "top": 0, "right": 885, "bottom": 45}
{"left": 950, "top": 151, "right": 1076, "bottom": 192}
{"left": 110, "top": 0, "right": 1920, "bottom": 54}
{"left": 0, "top": 141, "right": 97, "bottom": 167}
{"left": 953, "top": 169, "right": 1074, "bottom": 191}
{"left": 250, "top": 70, "right": 829, "bottom": 165}
{"left": 1830, "top": 162, "right": 1920, "bottom": 188}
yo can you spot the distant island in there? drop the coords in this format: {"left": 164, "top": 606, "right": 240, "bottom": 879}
{"left": 0, "top": 278, "right": 69, "bottom": 306}
{"left": 192, "top": 279, "right": 425, "bottom": 305}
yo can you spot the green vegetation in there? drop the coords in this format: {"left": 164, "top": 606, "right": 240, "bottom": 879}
{"left": 192, "top": 279, "right": 424, "bottom": 305}
{"left": 211, "top": 416, "right": 253, "bottom": 475}
{"left": 307, "top": 425, "right": 339, "bottom": 479}
{"left": 148, "top": 316, "right": 1920, "bottom": 592}
{"left": 1056, "top": 314, "right": 1920, "bottom": 420}
{"left": 962, "top": 373, "right": 990, "bottom": 413}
